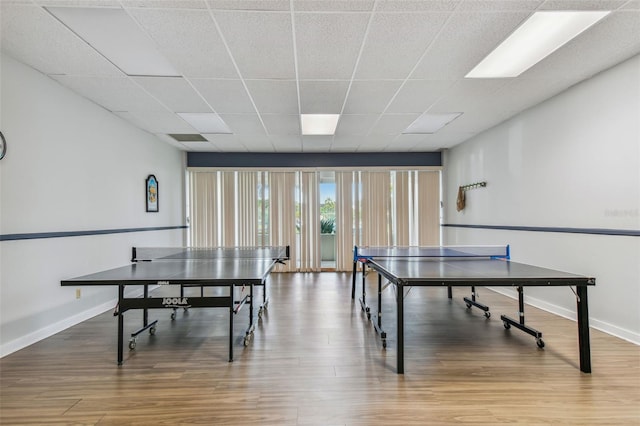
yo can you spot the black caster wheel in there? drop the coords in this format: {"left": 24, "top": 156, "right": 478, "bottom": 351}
{"left": 128, "top": 339, "right": 136, "bottom": 350}
{"left": 503, "top": 321, "right": 511, "bottom": 329}
{"left": 484, "top": 311, "right": 491, "bottom": 319}
{"left": 149, "top": 326, "right": 156, "bottom": 335}
{"left": 536, "top": 338, "right": 545, "bottom": 349}
{"left": 466, "top": 303, "right": 472, "bottom": 309}
{"left": 171, "top": 311, "right": 176, "bottom": 320}
{"left": 382, "top": 340, "right": 387, "bottom": 349}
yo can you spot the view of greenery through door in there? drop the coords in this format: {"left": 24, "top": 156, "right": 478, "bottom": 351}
{"left": 319, "top": 171, "right": 336, "bottom": 268}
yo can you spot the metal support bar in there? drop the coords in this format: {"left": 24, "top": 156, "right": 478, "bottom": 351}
{"left": 500, "top": 286, "right": 544, "bottom": 348}
{"left": 463, "top": 286, "right": 491, "bottom": 318}
{"left": 371, "top": 272, "right": 387, "bottom": 348}
{"left": 130, "top": 320, "right": 158, "bottom": 338}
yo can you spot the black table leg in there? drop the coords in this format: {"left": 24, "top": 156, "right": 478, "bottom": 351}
{"left": 143, "top": 285, "right": 148, "bottom": 328}
{"left": 351, "top": 260, "right": 357, "bottom": 299}
{"left": 397, "top": 282, "right": 404, "bottom": 374}
{"left": 576, "top": 286, "right": 592, "bottom": 373}
{"left": 229, "top": 285, "right": 234, "bottom": 362}
{"left": 117, "top": 285, "right": 124, "bottom": 366}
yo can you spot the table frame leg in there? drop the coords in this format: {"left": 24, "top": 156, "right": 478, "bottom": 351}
{"left": 576, "top": 286, "right": 591, "bottom": 373}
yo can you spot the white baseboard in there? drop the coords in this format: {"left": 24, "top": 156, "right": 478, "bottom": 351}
{"left": 0, "top": 287, "right": 152, "bottom": 358}
{"left": 488, "top": 287, "right": 640, "bottom": 346}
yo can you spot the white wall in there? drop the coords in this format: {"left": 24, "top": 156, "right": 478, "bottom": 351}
{"left": 0, "top": 54, "right": 186, "bottom": 356}
{"left": 443, "top": 54, "right": 640, "bottom": 344}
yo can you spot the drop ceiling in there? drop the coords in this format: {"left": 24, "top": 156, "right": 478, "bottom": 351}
{"left": 1, "top": 0, "right": 639, "bottom": 153}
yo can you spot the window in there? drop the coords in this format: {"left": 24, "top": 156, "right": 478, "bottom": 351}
{"left": 188, "top": 168, "right": 440, "bottom": 272}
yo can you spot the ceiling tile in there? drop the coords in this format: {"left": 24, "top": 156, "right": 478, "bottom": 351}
{"left": 0, "top": 4, "right": 123, "bottom": 76}
{"left": 410, "top": 11, "right": 531, "bottom": 80}
{"left": 115, "top": 110, "right": 196, "bottom": 133}
{"left": 123, "top": 0, "right": 208, "bottom": 7}
{"left": 202, "top": 134, "right": 247, "bottom": 150}
{"left": 261, "top": 114, "right": 301, "bottom": 135}
{"left": 208, "top": 0, "right": 290, "bottom": 11}
{"left": 538, "top": 0, "right": 628, "bottom": 10}
{"left": 245, "top": 80, "right": 299, "bottom": 114}
{"left": 294, "top": 12, "right": 370, "bottom": 79}
{"left": 389, "top": 134, "right": 427, "bottom": 150}
{"left": 331, "top": 135, "right": 365, "bottom": 150}
{"left": 35, "top": 0, "right": 121, "bottom": 6}
{"left": 299, "top": 81, "right": 350, "bottom": 114}
{"left": 214, "top": 10, "right": 295, "bottom": 79}
{"left": 456, "top": 1, "right": 543, "bottom": 11}
{"left": 133, "top": 77, "right": 211, "bottom": 112}
{"left": 237, "top": 135, "right": 276, "bottom": 151}
{"left": 181, "top": 140, "right": 219, "bottom": 151}
{"left": 335, "top": 114, "right": 379, "bottom": 135}
{"left": 270, "top": 135, "right": 303, "bottom": 152}
{"left": 375, "top": 0, "right": 460, "bottom": 12}
{"left": 520, "top": 11, "right": 640, "bottom": 81}
{"left": 369, "top": 114, "right": 420, "bottom": 135}
{"left": 387, "top": 80, "right": 455, "bottom": 113}
{"left": 190, "top": 79, "right": 256, "bottom": 113}
{"left": 4, "top": 1, "right": 638, "bottom": 154}
{"left": 293, "top": 1, "right": 375, "bottom": 12}
{"left": 342, "top": 80, "right": 403, "bottom": 114}
{"left": 355, "top": 12, "right": 449, "bottom": 79}
{"left": 430, "top": 79, "right": 509, "bottom": 113}
{"left": 356, "top": 135, "right": 396, "bottom": 151}
{"left": 302, "top": 135, "right": 333, "bottom": 152}
{"left": 621, "top": 1, "right": 640, "bottom": 10}
{"left": 128, "top": 8, "right": 238, "bottom": 78}
{"left": 52, "top": 75, "right": 168, "bottom": 112}
{"left": 219, "top": 114, "right": 267, "bottom": 135}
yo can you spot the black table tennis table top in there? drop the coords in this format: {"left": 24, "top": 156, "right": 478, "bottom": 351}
{"left": 61, "top": 257, "right": 278, "bottom": 286}
{"left": 368, "top": 257, "right": 595, "bottom": 287}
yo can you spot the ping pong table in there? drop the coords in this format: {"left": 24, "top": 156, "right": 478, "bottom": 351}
{"left": 352, "top": 245, "right": 595, "bottom": 374}
{"left": 61, "top": 246, "right": 289, "bottom": 365}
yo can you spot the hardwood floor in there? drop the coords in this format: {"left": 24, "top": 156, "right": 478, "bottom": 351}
{"left": 2, "top": 272, "right": 639, "bottom": 425}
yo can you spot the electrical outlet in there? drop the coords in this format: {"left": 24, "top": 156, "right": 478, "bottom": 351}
{"left": 75, "top": 288, "right": 81, "bottom": 299}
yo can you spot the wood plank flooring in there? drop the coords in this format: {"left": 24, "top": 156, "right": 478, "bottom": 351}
{"left": 1, "top": 272, "right": 639, "bottom": 425}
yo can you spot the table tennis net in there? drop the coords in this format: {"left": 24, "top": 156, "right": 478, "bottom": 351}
{"left": 132, "top": 246, "right": 289, "bottom": 262}
{"left": 355, "top": 245, "right": 509, "bottom": 259}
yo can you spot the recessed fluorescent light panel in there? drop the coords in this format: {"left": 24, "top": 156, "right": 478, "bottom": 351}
{"left": 466, "top": 11, "right": 610, "bottom": 78}
{"left": 301, "top": 114, "right": 340, "bottom": 135}
{"left": 177, "top": 113, "right": 232, "bottom": 134}
{"left": 46, "top": 7, "right": 179, "bottom": 77}
{"left": 403, "top": 112, "right": 462, "bottom": 134}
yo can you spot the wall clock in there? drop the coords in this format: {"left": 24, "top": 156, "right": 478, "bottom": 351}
{"left": 0, "top": 131, "right": 6, "bottom": 160}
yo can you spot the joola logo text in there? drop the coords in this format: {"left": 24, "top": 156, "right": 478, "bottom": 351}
{"left": 162, "top": 297, "right": 190, "bottom": 307}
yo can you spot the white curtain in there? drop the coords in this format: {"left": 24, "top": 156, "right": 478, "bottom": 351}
{"left": 335, "top": 171, "right": 355, "bottom": 270}
{"left": 237, "top": 172, "right": 258, "bottom": 246}
{"left": 416, "top": 170, "right": 440, "bottom": 246}
{"left": 188, "top": 168, "right": 440, "bottom": 270}
{"left": 394, "top": 171, "right": 411, "bottom": 246}
{"left": 299, "top": 171, "right": 320, "bottom": 271}
{"left": 360, "top": 171, "right": 391, "bottom": 247}
{"left": 268, "top": 171, "right": 296, "bottom": 272}
{"left": 188, "top": 171, "right": 219, "bottom": 247}
{"left": 220, "top": 171, "right": 236, "bottom": 246}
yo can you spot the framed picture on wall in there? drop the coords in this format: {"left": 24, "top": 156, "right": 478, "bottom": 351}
{"left": 146, "top": 174, "right": 159, "bottom": 212}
